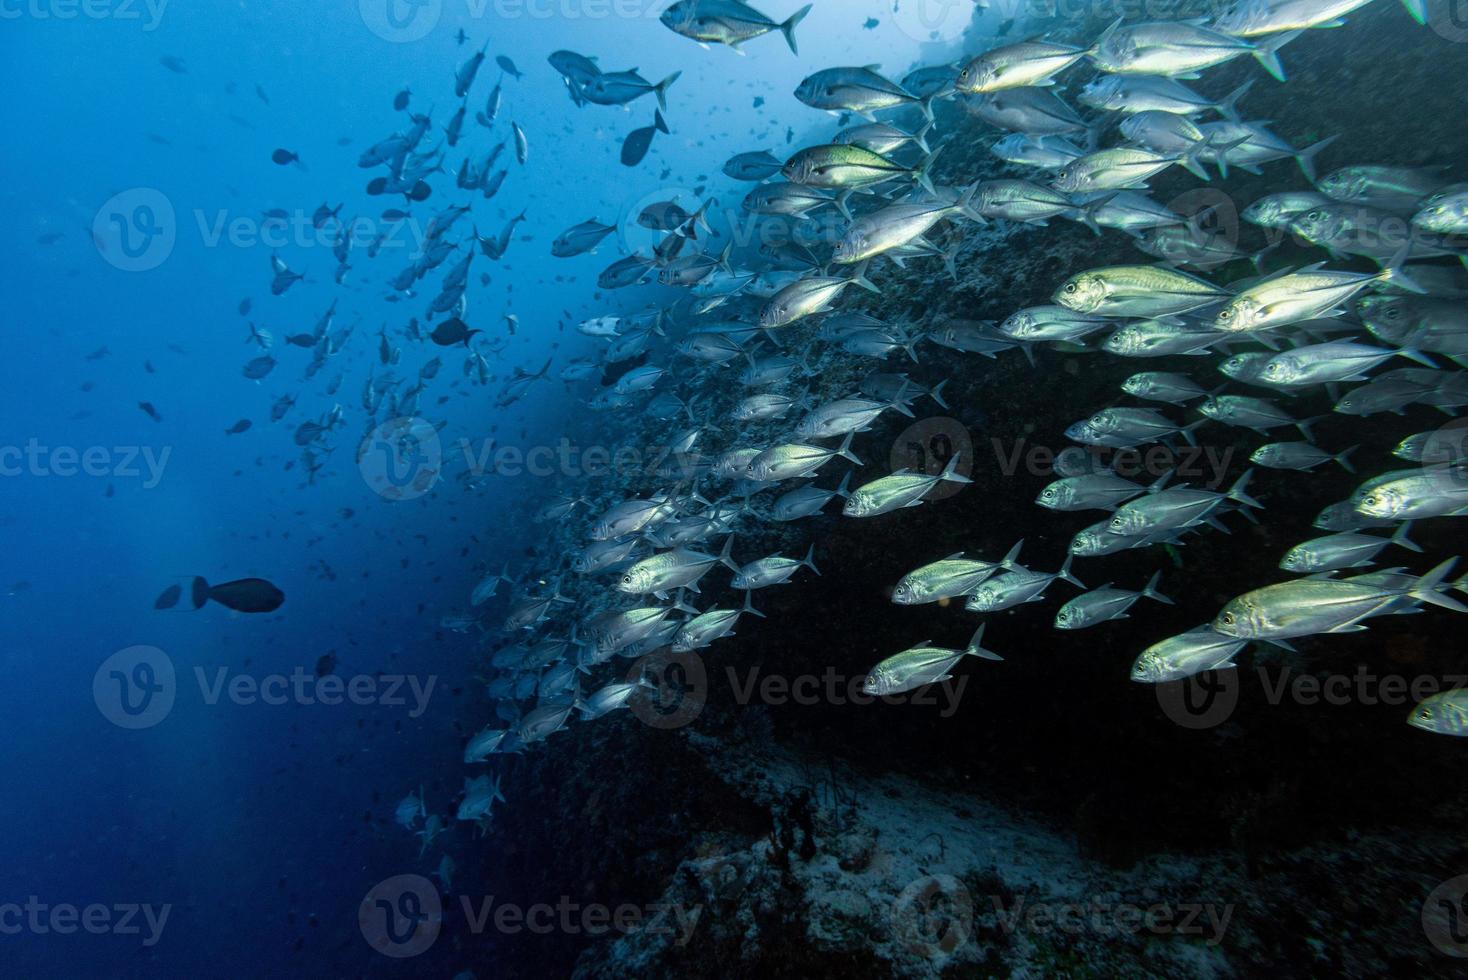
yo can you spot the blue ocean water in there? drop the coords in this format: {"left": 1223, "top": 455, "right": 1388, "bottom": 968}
{"left": 3, "top": 2, "right": 959, "bottom": 976}
{"left": 10, "top": 0, "right": 1468, "bottom": 977}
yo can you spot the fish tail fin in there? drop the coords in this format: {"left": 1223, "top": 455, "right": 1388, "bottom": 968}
{"left": 781, "top": 4, "right": 813, "bottom": 55}
{"left": 1057, "top": 554, "right": 1086, "bottom": 590}
{"left": 1295, "top": 133, "right": 1339, "bottom": 183}
{"left": 918, "top": 93, "right": 936, "bottom": 125}
{"left": 963, "top": 624, "right": 1004, "bottom": 661}
{"left": 1252, "top": 30, "right": 1301, "bottom": 82}
{"left": 1296, "top": 414, "right": 1327, "bottom": 442}
{"left": 957, "top": 181, "right": 987, "bottom": 226}
{"left": 938, "top": 452, "right": 971, "bottom": 485}
{"left": 1218, "top": 79, "right": 1254, "bottom": 122}
{"left": 1142, "top": 569, "right": 1175, "bottom": 605}
{"left": 1228, "top": 467, "right": 1264, "bottom": 510}
{"left": 1412, "top": 558, "right": 1468, "bottom": 613}
{"left": 1400, "top": 0, "right": 1427, "bottom": 24}
{"left": 888, "top": 379, "right": 917, "bottom": 417}
{"left": 915, "top": 143, "right": 945, "bottom": 196}
{"left": 718, "top": 534, "right": 740, "bottom": 571}
{"left": 850, "top": 263, "right": 882, "bottom": 295}
{"left": 1381, "top": 243, "right": 1427, "bottom": 294}
{"left": 654, "top": 72, "right": 682, "bottom": 113}
{"left": 836, "top": 431, "right": 863, "bottom": 467}
{"left": 801, "top": 543, "right": 820, "bottom": 576}
{"left": 1335, "top": 444, "right": 1359, "bottom": 474}
{"left": 1000, "top": 538, "right": 1025, "bottom": 571}
{"left": 902, "top": 329, "right": 923, "bottom": 363}
{"left": 928, "top": 378, "right": 950, "bottom": 409}
{"left": 1391, "top": 520, "right": 1423, "bottom": 554}
{"left": 913, "top": 119, "right": 934, "bottom": 155}
{"left": 834, "top": 470, "right": 853, "bottom": 499}
{"left": 742, "top": 590, "right": 766, "bottom": 618}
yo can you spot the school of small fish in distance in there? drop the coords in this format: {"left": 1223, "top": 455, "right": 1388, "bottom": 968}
{"left": 202, "top": 1, "right": 1468, "bottom": 845}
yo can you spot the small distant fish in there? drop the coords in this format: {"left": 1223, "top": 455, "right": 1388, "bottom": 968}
{"left": 243, "top": 355, "right": 277, "bottom": 380}
{"left": 314, "top": 652, "right": 337, "bottom": 677}
{"left": 139, "top": 402, "right": 162, "bottom": 422}
{"left": 271, "top": 148, "right": 304, "bottom": 168}
{"left": 160, "top": 55, "right": 187, "bottom": 73}
{"left": 497, "top": 55, "right": 522, "bottom": 78}
{"left": 621, "top": 111, "right": 669, "bottom": 167}
{"left": 225, "top": 419, "right": 252, "bottom": 435}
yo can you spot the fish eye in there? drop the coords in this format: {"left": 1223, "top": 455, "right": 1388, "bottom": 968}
{"left": 1219, "top": 308, "right": 1233, "bottom": 320}
{"left": 1221, "top": 612, "right": 1235, "bottom": 625}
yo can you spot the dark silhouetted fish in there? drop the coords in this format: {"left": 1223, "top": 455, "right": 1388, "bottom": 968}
{"left": 621, "top": 110, "right": 669, "bottom": 167}
{"left": 199, "top": 577, "right": 285, "bottom": 613}
{"left": 431, "top": 318, "right": 481, "bottom": 347}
